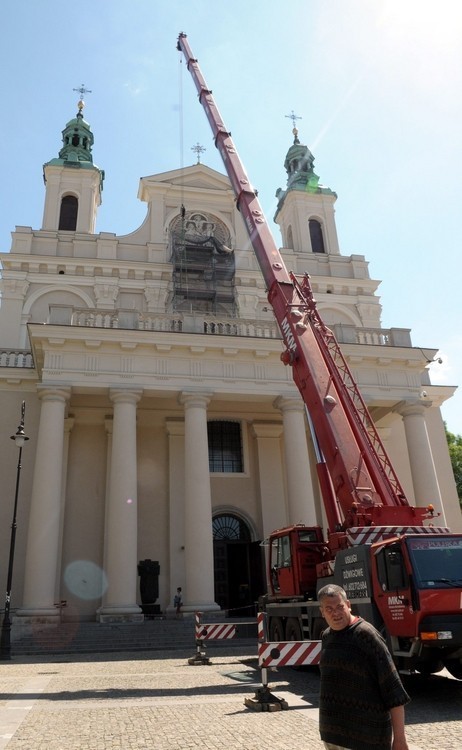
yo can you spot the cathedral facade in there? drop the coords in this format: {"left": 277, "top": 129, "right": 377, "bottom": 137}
{"left": 0, "top": 101, "right": 459, "bottom": 625}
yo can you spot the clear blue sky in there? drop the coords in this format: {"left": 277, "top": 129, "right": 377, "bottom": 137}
{"left": 2, "top": 0, "right": 461, "bottom": 432}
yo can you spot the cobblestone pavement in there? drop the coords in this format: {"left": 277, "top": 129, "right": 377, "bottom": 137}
{"left": 1, "top": 646, "right": 462, "bottom": 749}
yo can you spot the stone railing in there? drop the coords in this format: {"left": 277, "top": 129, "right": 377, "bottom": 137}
{"left": 54, "top": 308, "right": 410, "bottom": 347}
{"left": 333, "top": 324, "right": 412, "bottom": 347}
{"left": 48, "top": 306, "right": 281, "bottom": 340}
{"left": 0, "top": 350, "right": 34, "bottom": 368}
{"left": 0, "top": 315, "right": 410, "bottom": 373}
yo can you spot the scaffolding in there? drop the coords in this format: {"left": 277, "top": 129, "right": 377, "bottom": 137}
{"left": 170, "top": 212, "right": 236, "bottom": 316}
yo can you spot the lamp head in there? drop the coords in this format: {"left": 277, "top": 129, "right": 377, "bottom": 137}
{"left": 11, "top": 426, "right": 29, "bottom": 448}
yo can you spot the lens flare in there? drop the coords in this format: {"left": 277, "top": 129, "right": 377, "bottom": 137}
{"left": 64, "top": 560, "right": 108, "bottom": 601}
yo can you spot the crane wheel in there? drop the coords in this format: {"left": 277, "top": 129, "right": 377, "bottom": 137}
{"left": 285, "top": 618, "right": 302, "bottom": 641}
{"left": 269, "top": 617, "right": 284, "bottom": 642}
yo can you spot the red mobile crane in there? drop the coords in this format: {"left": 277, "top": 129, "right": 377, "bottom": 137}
{"left": 177, "top": 33, "right": 462, "bottom": 678}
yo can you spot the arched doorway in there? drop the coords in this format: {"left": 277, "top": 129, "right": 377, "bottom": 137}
{"left": 212, "top": 513, "right": 265, "bottom": 615}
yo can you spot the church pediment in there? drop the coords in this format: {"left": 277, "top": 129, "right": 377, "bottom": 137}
{"left": 138, "top": 164, "right": 231, "bottom": 200}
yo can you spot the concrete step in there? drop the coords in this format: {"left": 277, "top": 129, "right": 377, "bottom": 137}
{"left": 10, "top": 616, "right": 258, "bottom": 656}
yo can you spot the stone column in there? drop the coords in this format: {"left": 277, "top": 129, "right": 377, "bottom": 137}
{"left": 98, "top": 389, "right": 143, "bottom": 621}
{"left": 398, "top": 401, "right": 446, "bottom": 522}
{"left": 251, "top": 422, "right": 286, "bottom": 538}
{"left": 274, "top": 396, "right": 317, "bottom": 526}
{"left": 19, "top": 387, "right": 71, "bottom": 619}
{"left": 179, "top": 392, "right": 219, "bottom": 612}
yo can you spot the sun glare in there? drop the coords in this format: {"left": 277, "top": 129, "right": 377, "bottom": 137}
{"left": 378, "top": 0, "right": 462, "bottom": 51}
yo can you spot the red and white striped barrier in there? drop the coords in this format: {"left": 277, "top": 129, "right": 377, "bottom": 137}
{"left": 196, "top": 621, "right": 237, "bottom": 641}
{"left": 194, "top": 611, "right": 237, "bottom": 641}
{"left": 189, "top": 612, "right": 240, "bottom": 664}
{"left": 258, "top": 640, "right": 321, "bottom": 668}
{"left": 257, "top": 611, "right": 266, "bottom": 642}
{"left": 257, "top": 612, "right": 320, "bottom": 670}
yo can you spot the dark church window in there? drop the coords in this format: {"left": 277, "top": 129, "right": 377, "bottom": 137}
{"left": 207, "top": 420, "right": 243, "bottom": 473}
{"left": 59, "top": 195, "right": 78, "bottom": 231}
{"left": 286, "top": 225, "right": 294, "bottom": 249}
{"left": 72, "top": 133, "right": 80, "bottom": 147}
{"left": 309, "top": 219, "right": 325, "bottom": 254}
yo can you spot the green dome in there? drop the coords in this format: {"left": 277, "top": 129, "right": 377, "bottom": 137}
{"left": 43, "top": 101, "right": 104, "bottom": 189}
{"left": 275, "top": 127, "right": 335, "bottom": 214}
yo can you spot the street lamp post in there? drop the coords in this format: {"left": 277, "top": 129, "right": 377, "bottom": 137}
{"left": 0, "top": 401, "right": 29, "bottom": 660}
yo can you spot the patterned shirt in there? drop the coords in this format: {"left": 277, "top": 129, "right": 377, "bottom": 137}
{"left": 319, "top": 618, "right": 410, "bottom": 750}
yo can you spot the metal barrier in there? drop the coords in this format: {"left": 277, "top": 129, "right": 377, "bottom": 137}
{"left": 188, "top": 611, "right": 254, "bottom": 665}
{"left": 244, "top": 612, "right": 321, "bottom": 711}
{"left": 188, "top": 611, "right": 322, "bottom": 712}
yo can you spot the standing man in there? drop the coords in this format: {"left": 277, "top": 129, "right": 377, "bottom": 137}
{"left": 174, "top": 587, "right": 183, "bottom": 619}
{"left": 318, "top": 584, "right": 410, "bottom": 750}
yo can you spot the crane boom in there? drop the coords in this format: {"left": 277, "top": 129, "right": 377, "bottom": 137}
{"left": 177, "top": 33, "right": 434, "bottom": 534}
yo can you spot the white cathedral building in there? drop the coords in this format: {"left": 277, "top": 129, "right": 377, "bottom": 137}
{"left": 0, "top": 98, "right": 460, "bottom": 625}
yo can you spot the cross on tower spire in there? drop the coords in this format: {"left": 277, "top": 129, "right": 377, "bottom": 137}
{"left": 73, "top": 84, "right": 92, "bottom": 116}
{"left": 191, "top": 142, "right": 206, "bottom": 164}
{"left": 285, "top": 110, "right": 302, "bottom": 144}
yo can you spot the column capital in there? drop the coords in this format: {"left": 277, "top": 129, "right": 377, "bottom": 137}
{"left": 251, "top": 421, "right": 284, "bottom": 439}
{"left": 179, "top": 391, "right": 213, "bottom": 409}
{"left": 94, "top": 279, "right": 119, "bottom": 308}
{"left": 2, "top": 276, "right": 30, "bottom": 299}
{"left": 36, "top": 386, "right": 71, "bottom": 403}
{"left": 165, "top": 418, "right": 185, "bottom": 437}
{"left": 109, "top": 388, "right": 142, "bottom": 405}
{"left": 394, "top": 399, "right": 431, "bottom": 418}
{"left": 273, "top": 395, "right": 305, "bottom": 414}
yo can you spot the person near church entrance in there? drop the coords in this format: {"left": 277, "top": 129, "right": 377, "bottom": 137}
{"left": 317, "top": 584, "right": 410, "bottom": 750}
{"left": 174, "top": 587, "right": 183, "bottom": 618}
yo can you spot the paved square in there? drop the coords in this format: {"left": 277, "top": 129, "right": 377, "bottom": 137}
{"left": 1, "top": 646, "right": 459, "bottom": 749}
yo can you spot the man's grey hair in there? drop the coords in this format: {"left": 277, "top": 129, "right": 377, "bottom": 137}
{"left": 318, "top": 584, "right": 348, "bottom": 603}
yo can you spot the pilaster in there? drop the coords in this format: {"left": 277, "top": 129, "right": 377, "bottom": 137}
{"left": 251, "top": 422, "right": 286, "bottom": 537}
{"left": 274, "top": 396, "right": 317, "bottom": 525}
{"left": 165, "top": 420, "right": 186, "bottom": 613}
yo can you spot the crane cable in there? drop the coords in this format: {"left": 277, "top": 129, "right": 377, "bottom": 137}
{"left": 177, "top": 53, "right": 188, "bottom": 299}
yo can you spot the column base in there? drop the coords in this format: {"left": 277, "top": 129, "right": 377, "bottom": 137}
{"left": 97, "top": 605, "right": 143, "bottom": 623}
{"left": 171, "top": 602, "right": 221, "bottom": 617}
{"left": 15, "top": 608, "right": 60, "bottom": 624}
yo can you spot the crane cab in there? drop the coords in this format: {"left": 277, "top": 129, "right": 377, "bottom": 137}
{"left": 268, "top": 525, "right": 329, "bottom": 599}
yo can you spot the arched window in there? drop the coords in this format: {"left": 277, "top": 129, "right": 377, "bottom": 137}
{"left": 212, "top": 513, "right": 251, "bottom": 541}
{"left": 309, "top": 219, "right": 325, "bottom": 254}
{"left": 207, "top": 420, "right": 243, "bottom": 473}
{"left": 286, "top": 225, "right": 294, "bottom": 249}
{"left": 59, "top": 195, "right": 78, "bottom": 231}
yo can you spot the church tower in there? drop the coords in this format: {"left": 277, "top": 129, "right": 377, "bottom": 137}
{"left": 274, "top": 124, "right": 340, "bottom": 256}
{"left": 274, "top": 124, "right": 382, "bottom": 331}
{"left": 41, "top": 91, "right": 104, "bottom": 233}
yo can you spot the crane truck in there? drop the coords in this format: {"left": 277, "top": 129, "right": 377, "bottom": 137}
{"left": 177, "top": 33, "right": 462, "bottom": 678}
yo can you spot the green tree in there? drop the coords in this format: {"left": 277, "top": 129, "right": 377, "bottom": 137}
{"left": 445, "top": 424, "right": 462, "bottom": 508}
